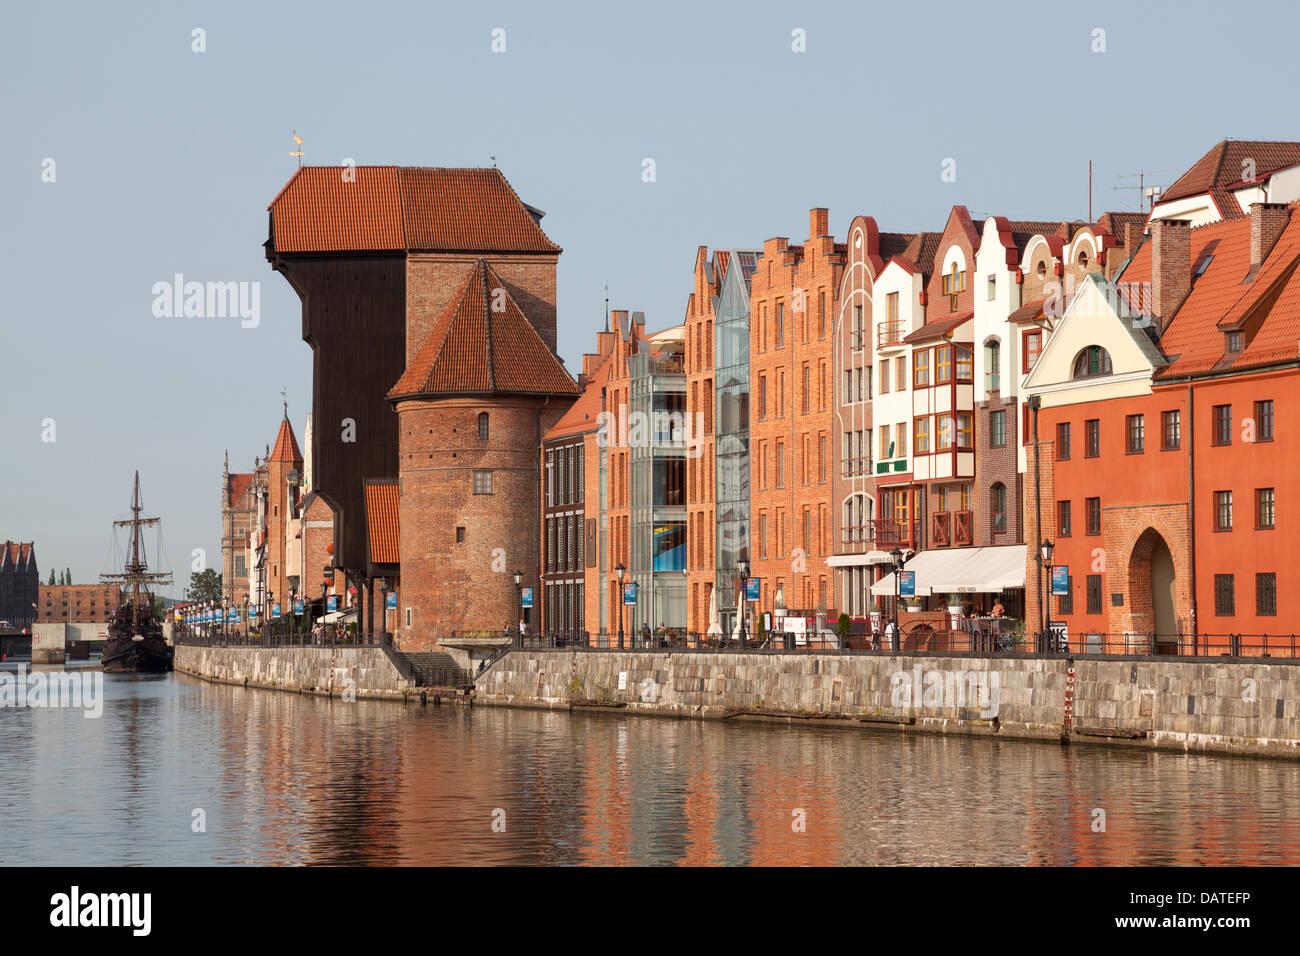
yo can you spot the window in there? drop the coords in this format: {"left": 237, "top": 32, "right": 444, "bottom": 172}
{"left": 776, "top": 442, "right": 785, "bottom": 487}
{"left": 1058, "top": 574, "right": 1074, "bottom": 615}
{"left": 1257, "top": 573, "right": 1277, "bottom": 616}
{"left": 1226, "top": 331, "right": 1242, "bottom": 353}
{"left": 775, "top": 301, "right": 784, "bottom": 348}
{"left": 942, "top": 263, "right": 965, "bottom": 309}
{"left": 1256, "top": 487, "right": 1275, "bottom": 529}
{"left": 759, "top": 514, "right": 768, "bottom": 559}
{"left": 1057, "top": 500, "right": 1072, "bottom": 537}
{"left": 989, "top": 410, "right": 1006, "bottom": 447}
{"left": 936, "top": 415, "right": 954, "bottom": 451}
{"left": 1126, "top": 414, "right": 1144, "bottom": 454}
{"left": 1213, "top": 404, "right": 1232, "bottom": 445}
{"left": 896, "top": 421, "right": 908, "bottom": 458}
{"left": 1162, "top": 410, "right": 1181, "bottom": 450}
{"left": 1072, "top": 346, "right": 1113, "bottom": 378}
{"left": 778, "top": 371, "right": 785, "bottom": 417}
{"left": 456, "top": 526, "right": 466, "bottom": 543}
{"left": 913, "top": 350, "right": 930, "bottom": 387}
{"left": 987, "top": 274, "right": 996, "bottom": 301}
{"left": 818, "top": 434, "right": 826, "bottom": 483}
{"left": 914, "top": 417, "right": 931, "bottom": 454}
{"left": 1023, "top": 331, "right": 1042, "bottom": 373}
{"left": 1214, "top": 490, "right": 1233, "bottom": 531}
{"left": 957, "top": 413, "right": 973, "bottom": 449}
{"left": 801, "top": 364, "right": 810, "bottom": 414}
{"left": 984, "top": 342, "right": 1000, "bottom": 395}
{"left": 1255, "top": 400, "right": 1274, "bottom": 441}
{"left": 1086, "top": 575, "right": 1102, "bottom": 614}
{"left": 955, "top": 346, "right": 973, "bottom": 382}
{"left": 879, "top": 360, "right": 890, "bottom": 394}
{"left": 1085, "top": 497, "right": 1101, "bottom": 536}
{"left": 478, "top": 412, "right": 489, "bottom": 441}
{"left": 880, "top": 424, "right": 892, "bottom": 459}
{"left": 1056, "top": 422, "right": 1070, "bottom": 460}
{"left": 758, "top": 375, "right": 767, "bottom": 420}
{"left": 818, "top": 291, "right": 826, "bottom": 338}
{"left": 473, "top": 470, "right": 493, "bottom": 495}
{"left": 936, "top": 346, "right": 953, "bottom": 384}
{"left": 1085, "top": 419, "right": 1100, "bottom": 458}
{"left": 991, "top": 483, "right": 1006, "bottom": 532}
{"left": 1214, "top": 574, "right": 1235, "bottom": 616}
{"left": 896, "top": 355, "right": 907, "bottom": 390}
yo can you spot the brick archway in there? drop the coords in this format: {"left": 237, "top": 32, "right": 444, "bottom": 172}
{"left": 1105, "top": 506, "right": 1191, "bottom": 639}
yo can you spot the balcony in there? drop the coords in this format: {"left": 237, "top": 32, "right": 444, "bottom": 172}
{"left": 872, "top": 518, "right": 923, "bottom": 550}
{"left": 841, "top": 524, "right": 875, "bottom": 547}
{"left": 878, "top": 321, "right": 905, "bottom": 348}
{"left": 841, "top": 456, "right": 874, "bottom": 478}
{"left": 851, "top": 329, "right": 866, "bottom": 351}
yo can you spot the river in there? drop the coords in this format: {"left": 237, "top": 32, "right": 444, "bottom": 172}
{"left": 1, "top": 660, "right": 1297, "bottom": 865}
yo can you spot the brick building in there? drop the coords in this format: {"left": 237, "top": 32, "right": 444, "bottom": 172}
{"left": 0, "top": 542, "right": 38, "bottom": 626}
{"left": 749, "top": 210, "right": 844, "bottom": 622}
{"left": 38, "top": 584, "right": 119, "bottom": 623}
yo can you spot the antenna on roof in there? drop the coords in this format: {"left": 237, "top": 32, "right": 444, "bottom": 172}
{"left": 1113, "top": 168, "right": 1177, "bottom": 213}
{"left": 281, "top": 386, "right": 288, "bottom": 420}
{"left": 490, "top": 155, "right": 497, "bottom": 168}
{"left": 604, "top": 283, "right": 609, "bottom": 333}
{"left": 290, "top": 130, "right": 305, "bottom": 167}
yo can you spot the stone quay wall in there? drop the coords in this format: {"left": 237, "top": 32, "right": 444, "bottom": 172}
{"left": 475, "top": 651, "right": 1300, "bottom": 759}
{"left": 174, "top": 644, "right": 417, "bottom": 701}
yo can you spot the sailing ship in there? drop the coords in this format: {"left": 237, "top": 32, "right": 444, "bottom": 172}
{"left": 100, "top": 472, "right": 174, "bottom": 673}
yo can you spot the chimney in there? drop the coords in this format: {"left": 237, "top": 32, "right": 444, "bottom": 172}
{"left": 1250, "top": 202, "right": 1290, "bottom": 272}
{"left": 809, "top": 208, "right": 829, "bottom": 240}
{"left": 1151, "top": 218, "right": 1191, "bottom": 329}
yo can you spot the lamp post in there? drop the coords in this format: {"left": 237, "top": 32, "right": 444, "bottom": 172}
{"left": 513, "top": 569, "right": 523, "bottom": 646}
{"left": 737, "top": 558, "right": 749, "bottom": 650}
{"left": 891, "top": 547, "right": 904, "bottom": 654}
{"left": 615, "top": 562, "right": 626, "bottom": 650}
{"left": 242, "top": 595, "right": 249, "bottom": 639}
{"left": 1039, "top": 538, "right": 1055, "bottom": 653}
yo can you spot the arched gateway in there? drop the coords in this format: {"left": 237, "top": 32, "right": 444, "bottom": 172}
{"left": 1128, "top": 528, "right": 1177, "bottom": 651}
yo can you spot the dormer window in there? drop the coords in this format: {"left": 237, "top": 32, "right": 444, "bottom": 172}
{"left": 1078, "top": 250, "right": 1089, "bottom": 269}
{"left": 1226, "top": 331, "right": 1242, "bottom": 353}
{"left": 1036, "top": 260, "right": 1047, "bottom": 279}
{"left": 941, "top": 263, "right": 965, "bottom": 311}
{"left": 1195, "top": 254, "right": 1214, "bottom": 279}
{"left": 1071, "top": 345, "right": 1113, "bottom": 379}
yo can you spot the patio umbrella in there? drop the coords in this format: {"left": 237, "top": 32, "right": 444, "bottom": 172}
{"left": 706, "top": 587, "right": 723, "bottom": 636}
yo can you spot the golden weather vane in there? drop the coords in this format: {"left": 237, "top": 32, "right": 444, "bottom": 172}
{"left": 290, "top": 130, "right": 305, "bottom": 167}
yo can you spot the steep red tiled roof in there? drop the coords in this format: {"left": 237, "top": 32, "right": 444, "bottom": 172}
{"left": 268, "top": 418, "right": 303, "bottom": 463}
{"left": 268, "top": 167, "right": 560, "bottom": 255}
{"left": 545, "top": 353, "right": 613, "bottom": 441}
{"left": 1008, "top": 298, "right": 1049, "bottom": 323}
{"left": 1161, "top": 141, "right": 1300, "bottom": 206}
{"left": 388, "top": 258, "right": 579, "bottom": 399}
{"left": 365, "top": 480, "right": 399, "bottom": 565}
{"left": 225, "top": 473, "right": 253, "bottom": 507}
{"left": 904, "top": 233, "right": 943, "bottom": 276}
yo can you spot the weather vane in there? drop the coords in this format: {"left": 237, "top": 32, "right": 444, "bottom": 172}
{"left": 290, "top": 130, "right": 305, "bottom": 167}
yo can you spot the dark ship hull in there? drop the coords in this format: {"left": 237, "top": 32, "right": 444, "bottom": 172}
{"left": 101, "top": 632, "right": 172, "bottom": 673}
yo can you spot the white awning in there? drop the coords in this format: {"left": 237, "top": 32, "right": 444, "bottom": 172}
{"left": 825, "top": 550, "right": 896, "bottom": 568}
{"left": 870, "top": 546, "right": 1027, "bottom": 597}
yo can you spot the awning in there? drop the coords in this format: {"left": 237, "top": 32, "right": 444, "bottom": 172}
{"left": 825, "top": 550, "right": 896, "bottom": 568}
{"left": 870, "top": 545, "right": 1027, "bottom": 597}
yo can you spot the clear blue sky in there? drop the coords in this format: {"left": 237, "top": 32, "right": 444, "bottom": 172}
{"left": 1, "top": 0, "right": 1294, "bottom": 596}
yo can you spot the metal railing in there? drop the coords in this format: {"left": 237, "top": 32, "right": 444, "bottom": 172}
{"left": 493, "top": 628, "right": 1300, "bottom": 661}
{"left": 175, "top": 631, "right": 382, "bottom": 648}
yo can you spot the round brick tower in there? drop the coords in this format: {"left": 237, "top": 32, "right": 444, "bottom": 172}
{"left": 388, "top": 259, "right": 577, "bottom": 650}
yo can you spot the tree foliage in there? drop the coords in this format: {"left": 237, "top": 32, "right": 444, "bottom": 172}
{"left": 187, "top": 569, "right": 223, "bottom": 604}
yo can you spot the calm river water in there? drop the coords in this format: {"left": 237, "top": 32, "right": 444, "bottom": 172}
{"left": 1, "top": 659, "right": 1297, "bottom": 866}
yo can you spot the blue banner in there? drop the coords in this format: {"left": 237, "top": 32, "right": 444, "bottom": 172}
{"left": 745, "top": 577, "right": 760, "bottom": 602}
{"left": 623, "top": 582, "right": 637, "bottom": 605}
{"left": 327, "top": 595, "right": 338, "bottom": 612}
{"left": 227, "top": 609, "right": 238, "bottom": 623}
{"left": 272, "top": 603, "right": 282, "bottom": 620}
{"left": 249, "top": 606, "right": 259, "bottom": 619}
{"left": 386, "top": 591, "right": 397, "bottom": 610}
{"left": 294, "top": 599, "right": 304, "bottom": 614}
{"left": 521, "top": 587, "right": 534, "bottom": 608}
{"left": 1051, "top": 565, "right": 1069, "bottom": 596}
{"left": 900, "top": 570, "right": 916, "bottom": 598}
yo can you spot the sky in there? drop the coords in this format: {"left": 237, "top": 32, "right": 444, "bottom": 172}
{"left": 1, "top": 0, "right": 1296, "bottom": 597}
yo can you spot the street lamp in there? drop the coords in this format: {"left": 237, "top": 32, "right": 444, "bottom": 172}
{"left": 513, "top": 569, "right": 523, "bottom": 645}
{"left": 737, "top": 557, "right": 749, "bottom": 650}
{"left": 615, "top": 562, "right": 626, "bottom": 650}
{"left": 242, "top": 595, "right": 249, "bottom": 639}
{"left": 1039, "top": 538, "right": 1055, "bottom": 652}
{"left": 891, "top": 548, "right": 904, "bottom": 654}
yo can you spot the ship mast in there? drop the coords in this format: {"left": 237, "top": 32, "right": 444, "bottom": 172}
{"left": 102, "top": 471, "right": 172, "bottom": 623}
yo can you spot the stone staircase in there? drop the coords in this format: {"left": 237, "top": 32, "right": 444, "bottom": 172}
{"left": 397, "top": 650, "right": 471, "bottom": 689}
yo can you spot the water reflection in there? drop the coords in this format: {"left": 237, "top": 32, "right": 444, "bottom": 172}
{"left": 0, "top": 664, "right": 1297, "bottom": 865}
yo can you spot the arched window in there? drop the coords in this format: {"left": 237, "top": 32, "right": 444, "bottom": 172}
{"left": 984, "top": 340, "right": 1000, "bottom": 396}
{"left": 991, "top": 482, "right": 1007, "bottom": 532}
{"left": 478, "top": 412, "right": 489, "bottom": 441}
{"left": 1071, "top": 346, "right": 1113, "bottom": 379}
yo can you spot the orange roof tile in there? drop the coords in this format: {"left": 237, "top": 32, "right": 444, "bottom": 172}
{"left": 1161, "top": 141, "right": 1300, "bottom": 208}
{"left": 545, "top": 352, "right": 613, "bottom": 441}
{"left": 388, "top": 258, "right": 579, "bottom": 400}
{"left": 268, "top": 167, "right": 560, "bottom": 255}
{"left": 226, "top": 472, "right": 254, "bottom": 507}
{"left": 269, "top": 418, "right": 303, "bottom": 463}
{"left": 365, "top": 480, "right": 399, "bottom": 565}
